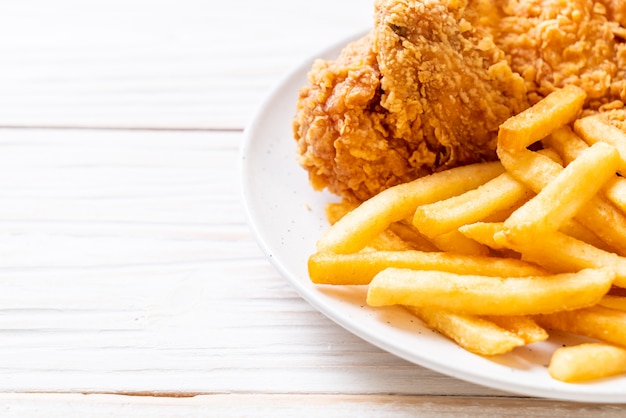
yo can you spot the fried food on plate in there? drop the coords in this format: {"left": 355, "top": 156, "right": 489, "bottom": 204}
{"left": 293, "top": 0, "right": 528, "bottom": 202}
{"left": 293, "top": 0, "right": 626, "bottom": 202}
{"left": 485, "top": 0, "right": 626, "bottom": 110}
{"left": 303, "top": 86, "right": 626, "bottom": 381}
{"left": 293, "top": 0, "right": 626, "bottom": 383}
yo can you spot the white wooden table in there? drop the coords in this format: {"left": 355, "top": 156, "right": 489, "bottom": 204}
{"left": 0, "top": 1, "right": 625, "bottom": 415}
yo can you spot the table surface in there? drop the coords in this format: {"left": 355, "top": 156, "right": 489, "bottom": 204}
{"left": 2, "top": 1, "right": 626, "bottom": 416}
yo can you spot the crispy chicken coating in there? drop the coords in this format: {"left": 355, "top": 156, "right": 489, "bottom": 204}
{"left": 373, "top": 0, "right": 529, "bottom": 177}
{"left": 293, "top": 34, "right": 403, "bottom": 202}
{"left": 484, "top": 0, "right": 626, "bottom": 111}
{"left": 293, "top": 0, "right": 626, "bottom": 202}
{"left": 294, "top": 0, "right": 528, "bottom": 202}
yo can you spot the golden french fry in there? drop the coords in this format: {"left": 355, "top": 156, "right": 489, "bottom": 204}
{"left": 536, "top": 305, "right": 626, "bottom": 348}
{"left": 498, "top": 146, "right": 626, "bottom": 255}
{"left": 575, "top": 115, "right": 626, "bottom": 174}
{"left": 387, "top": 221, "right": 440, "bottom": 252}
{"left": 549, "top": 343, "right": 626, "bottom": 382}
{"left": 366, "top": 268, "right": 613, "bottom": 316}
{"left": 536, "top": 147, "right": 564, "bottom": 165}
{"left": 428, "top": 229, "right": 490, "bottom": 256}
{"left": 461, "top": 220, "right": 612, "bottom": 254}
{"left": 604, "top": 179, "right": 626, "bottom": 214}
{"left": 598, "top": 295, "right": 626, "bottom": 311}
{"left": 574, "top": 196, "right": 626, "bottom": 255}
{"left": 498, "top": 85, "right": 586, "bottom": 152}
{"left": 336, "top": 206, "right": 438, "bottom": 252}
{"left": 316, "top": 162, "right": 504, "bottom": 254}
{"left": 559, "top": 219, "right": 615, "bottom": 252}
{"left": 412, "top": 172, "right": 533, "bottom": 238}
{"left": 547, "top": 125, "right": 626, "bottom": 213}
{"left": 481, "top": 315, "right": 548, "bottom": 344}
{"left": 545, "top": 125, "right": 588, "bottom": 164}
{"left": 308, "top": 250, "right": 549, "bottom": 285}
{"left": 480, "top": 203, "right": 524, "bottom": 223}
{"left": 457, "top": 222, "right": 523, "bottom": 259}
{"left": 458, "top": 222, "right": 508, "bottom": 250}
{"left": 406, "top": 306, "right": 525, "bottom": 356}
{"left": 497, "top": 147, "right": 560, "bottom": 192}
{"left": 494, "top": 230, "right": 626, "bottom": 287}
{"left": 503, "top": 141, "right": 620, "bottom": 237}
{"left": 307, "top": 85, "right": 626, "bottom": 381}
{"left": 365, "top": 229, "right": 416, "bottom": 252}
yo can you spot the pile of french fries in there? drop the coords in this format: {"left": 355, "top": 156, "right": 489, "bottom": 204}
{"left": 308, "top": 85, "right": 626, "bottom": 383}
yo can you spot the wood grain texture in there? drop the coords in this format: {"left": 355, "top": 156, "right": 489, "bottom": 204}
{"left": 0, "top": 394, "right": 624, "bottom": 417}
{"left": 1, "top": 0, "right": 625, "bottom": 414}
{"left": 0, "top": 0, "right": 371, "bottom": 130}
{"left": 0, "top": 128, "right": 504, "bottom": 397}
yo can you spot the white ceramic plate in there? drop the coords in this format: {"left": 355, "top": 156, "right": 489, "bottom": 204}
{"left": 240, "top": 33, "right": 626, "bottom": 403}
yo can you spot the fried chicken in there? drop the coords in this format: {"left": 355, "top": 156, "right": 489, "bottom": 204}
{"left": 293, "top": 0, "right": 528, "bottom": 202}
{"left": 293, "top": 34, "right": 398, "bottom": 202}
{"left": 481, "top": 0, "right": 626, "bottom": 111}
{"left": 293, "top": 0, "right": 626, "bottom": 202}
{"left": 373, "top": 0, "right": 529, "bottom": 173}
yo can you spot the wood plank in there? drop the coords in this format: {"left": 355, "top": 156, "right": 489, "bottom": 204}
{"left": 0, "top": 0, "right": 371, "bottom": 129}
{"left": 0, "top": 393, "right": 623, "bottom": 417}
{"left": 0, "top": 128, "right": 509, "bottom": 396}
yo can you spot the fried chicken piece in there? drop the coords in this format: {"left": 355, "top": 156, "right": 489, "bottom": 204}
{"left": 373, "top": 0, "right": 529, "bottom": 172}
{"left": 293, "top": 0, "right": 528, "bottom": 202}
{"left": 599, "top": 0, "right": 626, "bottom": 26}
{"left": 293, "top": 34, "right": 406, "bottom": 202}
{"left": 483, "top": 0, "right": 626, "bottom": 111}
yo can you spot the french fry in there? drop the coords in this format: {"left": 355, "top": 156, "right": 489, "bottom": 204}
{"left": 307, "top": 86, "right": 626, "bottom": 382}
{"left": 316, "top": 162, "right": 504, "bottom": 254}
{"left": 458, "top": 222, "right": 508, "bottom": 251}
{"left": 308, "top": 250, "right": 549, "bottom": 285}
{"left": 498, "top": 84, "right": 586, "bottom": 152}
{"left": 546, "top": 125, "right": 626, "bottom": 213}
{"left": 502, "top": 141, "right": 620, "bottom": 238}
{"left": 559, "top": 219, "right": 615, "bottom": 252}
{"left": 327, "top": 202, "right": 421, "bottom": 252}
{"left": 457, "top": 222, "right": 524, "bottom": 259}
{"left": 598, "top": 295, "right": 626, "bottom": 311}
{"left": 545, "top": 125, "right": 588, "bottom": 164}
{"left": 549, "top": 343, "right": 626, "bottom": 382}
{"left": 573, "top": 196, "right": 626, "bottom": 256}
{"left": 481, "top": 315, "right": 548, "bottom": 344}
{"left": 604, "top": 180, "right": 626, "bottom": 214}
{"left": 366, "top": 268, "right": 613, "bottom": 316}
{"left": 461, "top": 220, "right": 612, "bottom": 254}
{"left": 365, "top": 230, "right": 416, "bottom": 252}
{"left": 536, "top": 305, "right": 626, "bottom": 348}
{"left": 498, "top": 146, "right": 626, "bottom": 255}
{"left": 387, "top": 221, "right": 440, "bottom": 252}
{"left": 428, "top": 229, "right": 490, "bottom": 256}
{"left": 480, "top": 203, "right": 523, "bottom": 223}
{"left": 412, "top": 172, "right": 533, "bottom": 238}
{"left": 536, "top": 147, "right": 564, "bottom": 165}
{"left": 497, "top": 147, "right": 560, "bottom": 192}
{"left": 574, "top": 115, "right": 626, "bottom": 174}
{"left": 406, "top": 306, "right": 525, "bottom": 356}
{"left": 494, "top": 230, "right": 626, "bottom": 287}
